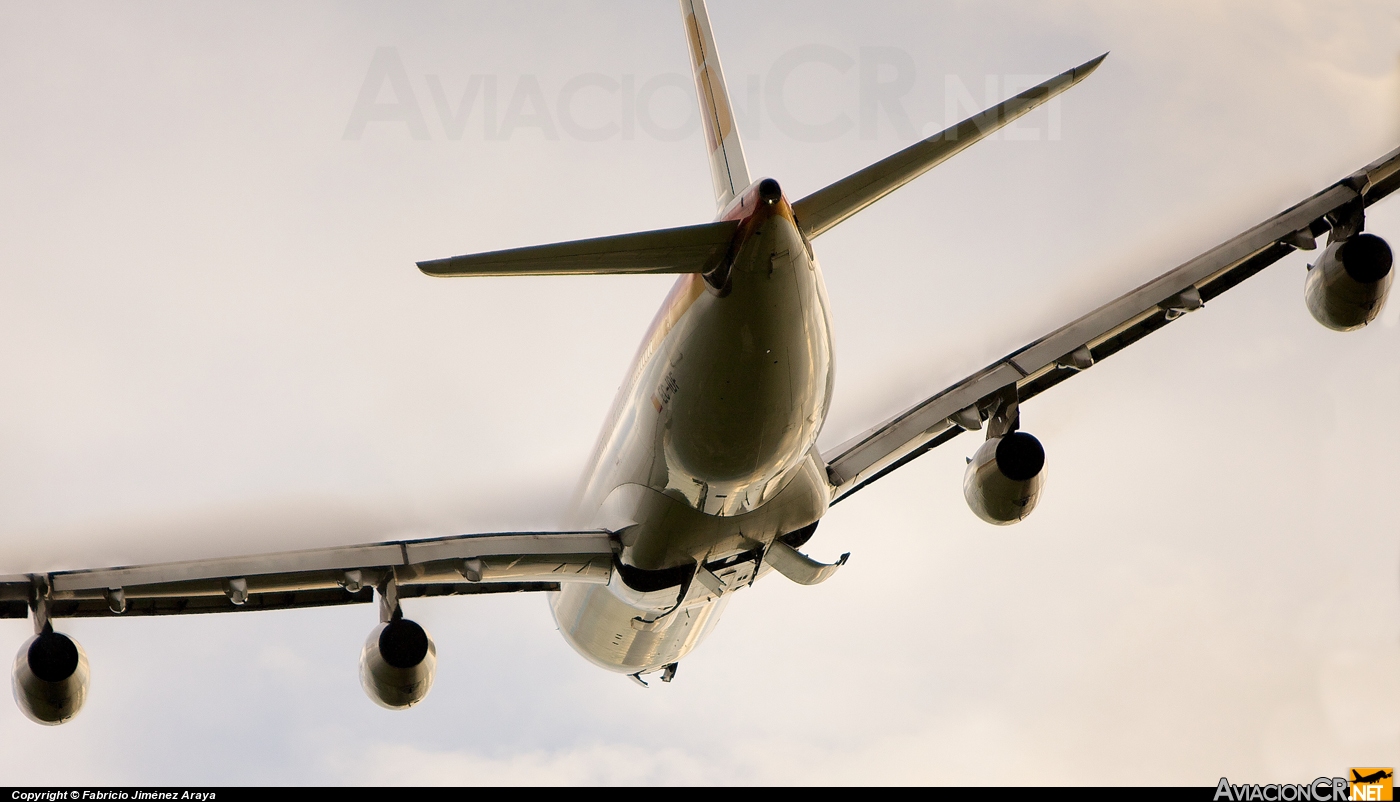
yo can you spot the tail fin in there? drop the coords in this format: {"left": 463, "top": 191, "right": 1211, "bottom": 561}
{"left": 680, "top": 0, "right": 752, "bottom": 211}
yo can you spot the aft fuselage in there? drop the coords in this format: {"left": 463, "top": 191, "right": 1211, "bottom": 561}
{"left": 550, "top": 179, "right": 835, "bottom": 673}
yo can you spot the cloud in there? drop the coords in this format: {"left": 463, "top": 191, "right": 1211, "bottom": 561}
{"left": 1, "top": 0, "right": 1398, "bottom": 786}
{"left": 331, "top": 742, "right": 713, "bottom": 786}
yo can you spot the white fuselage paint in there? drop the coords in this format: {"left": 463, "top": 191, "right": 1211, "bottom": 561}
{"left": 549, "top": 180, "right": 836, "bottom": 674}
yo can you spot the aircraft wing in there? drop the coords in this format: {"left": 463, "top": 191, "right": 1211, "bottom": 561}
{"left": 824, "top": 145, "right": 1400, "bottom": 502}
{"left": 0, "top": 530, "right": 615, "bottom": 620}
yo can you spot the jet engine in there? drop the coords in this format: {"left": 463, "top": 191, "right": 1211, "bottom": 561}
{"left": 12, "top": 628, "right": 90, "bottom": 725}
{"left": 360, "top": 618, "right": 436, "bottom": 709}
{"left": 1305, "top": 233, "right": 1393, "bottom": 331}
{"left": 963, "top": 431, "right": 1046, "bottom": 525}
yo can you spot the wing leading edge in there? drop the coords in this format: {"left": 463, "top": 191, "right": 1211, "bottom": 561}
{"left": 824, "top": 145, "right": 1400, "bottom": 502}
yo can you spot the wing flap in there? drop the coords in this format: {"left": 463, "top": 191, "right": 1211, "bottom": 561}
{"left": 2, "top": 531, "right": 616, "bottom": 620}
{"left": 23, "top": 583, "right": 561, "bottom": 620}
{"left": 1006, "top": 184, "right": 1355, "bottom": 379}
{"left": 417, "top": 220, "right": 740, "bottom": 277}
{"left": 826, "top": 362, "right": 1022, "bottom": 494}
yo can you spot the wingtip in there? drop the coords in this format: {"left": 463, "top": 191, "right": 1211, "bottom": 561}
{"left": 1074, "top": 52, "right": 1109, "bottom": 79}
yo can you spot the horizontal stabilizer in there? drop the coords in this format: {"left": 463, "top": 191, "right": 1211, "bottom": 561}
{"left": 792, "top": 53, "right": 1107, "bottom": 239}
{"left": 418, "top": 220, "right": 740, "bottom": 277}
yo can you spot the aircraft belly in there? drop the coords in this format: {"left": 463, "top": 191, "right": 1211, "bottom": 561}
{"left": 548, "top": 449, "right": 828, "bottom": 674}
{"left": 599, "top": 450, "right": 829, "bottom": 569}
{"left": 559, "top": 190, "right": 835, "bottom": 676}
{"left": 550, "top": 582, "right": 730, "bottom": 674}
{"left": 662, "top": 219, "right": 831, "bottom": 515}
{"left": 576, "top": 215, "right": 832, "bottom": 520}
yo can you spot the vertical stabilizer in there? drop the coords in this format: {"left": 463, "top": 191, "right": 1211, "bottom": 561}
{"left": 680, "top": 0, "right": 752, "bottom": 211}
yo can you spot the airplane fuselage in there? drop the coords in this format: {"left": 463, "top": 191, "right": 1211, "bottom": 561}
{"left": 550, "top": 178, "right": 835, "bottom": 674}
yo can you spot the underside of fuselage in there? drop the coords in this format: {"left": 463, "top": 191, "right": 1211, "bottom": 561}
{"left": 552, "top": 178, "right": 836, "bottom": 674}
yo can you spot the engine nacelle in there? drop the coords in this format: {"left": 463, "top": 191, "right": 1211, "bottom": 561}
{"left": 963, "top": 432, "right": 1046, "bottom": 525}
{"left": 1305, "top": 233, "right": 1393, "bottom": 331}
{"left": 12, "top": 629, "right": 90, "bottom": 725}
{"left": 360, "top": 618, "right": 436, "bottom": 710}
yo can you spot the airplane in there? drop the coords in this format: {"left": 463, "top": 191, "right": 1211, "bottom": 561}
{"left": 1353, "top": 770, "right": 1394, "bottom": 784}
{"left": 3, "top": 0, "right": 1398, "bottom": 724}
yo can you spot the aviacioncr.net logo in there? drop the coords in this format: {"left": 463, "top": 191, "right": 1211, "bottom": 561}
{"left": 1215, "top": 771, "right": 1394, "bottom": 802}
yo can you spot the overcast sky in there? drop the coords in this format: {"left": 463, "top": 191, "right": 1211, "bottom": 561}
{"left": 0, "top": 0, "right": 1397, "bottom": 785}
